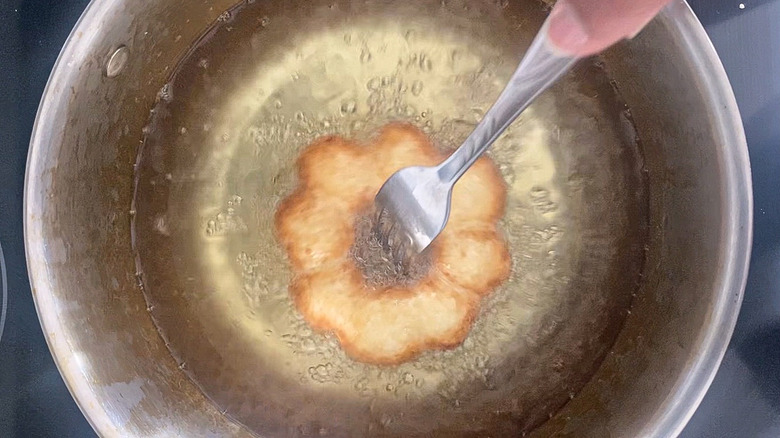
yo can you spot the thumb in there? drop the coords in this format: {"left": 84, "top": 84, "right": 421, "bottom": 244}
{"left": 547, "top": 0, "right": 673, "bottom": 57}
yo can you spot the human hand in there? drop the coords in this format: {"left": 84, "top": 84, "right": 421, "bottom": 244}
{"left": 547, "top": 0, "right": 674, "bottom": 57}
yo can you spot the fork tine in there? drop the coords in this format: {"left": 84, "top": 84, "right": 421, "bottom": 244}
{"left": 377, "top": 207, "right": 397, "bottom": 250}
{"left": 384, "top": 216, "right": 399, "bottom": 250}
{"left": 392, "top": 233, "right": 406, "bottom": 266}
{"left": 372, "top": 206, "right": 385, "bottom": 232}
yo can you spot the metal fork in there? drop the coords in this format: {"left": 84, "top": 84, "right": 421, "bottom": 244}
{"left": 374, "top": 17, "right": 579, "bottom": 254}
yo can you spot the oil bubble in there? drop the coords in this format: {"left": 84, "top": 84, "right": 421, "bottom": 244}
{"left": 411, "top": 80, "right": 424, "bottom": 96}
{"left": 340, "top": 100, "right": 357, "bottom": 115}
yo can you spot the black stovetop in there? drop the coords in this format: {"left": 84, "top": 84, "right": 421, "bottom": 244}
{"left": 1, "top": 0, "right": 778, "bottom": 436}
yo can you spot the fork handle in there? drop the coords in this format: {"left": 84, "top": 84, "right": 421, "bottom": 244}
{"left": 437, "top": 16, "right": 578, "bottom": 183}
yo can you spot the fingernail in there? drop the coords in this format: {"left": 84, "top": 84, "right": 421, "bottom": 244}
{"left": 548, "top": 1, "right": 589, "bottom": 53}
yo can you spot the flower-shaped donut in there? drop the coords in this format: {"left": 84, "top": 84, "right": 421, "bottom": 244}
{"left": 275, "top": 123, "right": 510, "bottom": 365}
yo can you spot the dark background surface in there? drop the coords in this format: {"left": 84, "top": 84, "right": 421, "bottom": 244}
{"left": 0, "top": 0, "right": 778, "bottom": 436}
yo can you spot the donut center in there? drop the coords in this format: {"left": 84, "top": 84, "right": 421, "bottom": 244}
{"left": 350, "top": 208, "right": 432, "bottom": 289}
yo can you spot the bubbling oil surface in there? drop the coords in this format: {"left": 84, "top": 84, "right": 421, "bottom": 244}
{"left": 132, "top": 0, "right": 648, "bottom": 436}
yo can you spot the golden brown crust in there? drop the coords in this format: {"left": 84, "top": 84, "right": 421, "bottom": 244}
{"left": 275, "top": 123, "right": 510, "bottom": 364}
